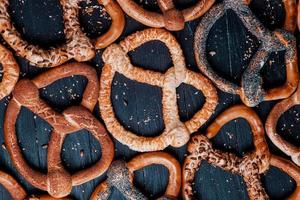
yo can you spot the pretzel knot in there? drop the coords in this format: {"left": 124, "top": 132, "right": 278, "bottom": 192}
{"left": 116, "top": 0, "right": 215, "bottom": 31}
{"left": 4, "top": 63, "right": 114, "bottom": 198}
{"left": 182, "top": 105, "right": 270, "bottom": 200}
{"left": 266, "top": 83, "right": 300, "bottom": 167}
{"left": 90, "top": 152, "right": 181, "bottom": 200}
{"left": 194, "top": 0, "right": 298, "bottom": 107}
{"left": 99, "top": 28, "right": 218, "bottom": 152}
{"left": 0, "top": 0, "right": 125, "bottom": 68}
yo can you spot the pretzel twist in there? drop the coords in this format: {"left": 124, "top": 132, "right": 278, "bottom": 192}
{"left": 265, "top": 83, "right": 300, "bottom": 166}
{"left": 100, "top": 28, "right": 218, "bottom": 152}
{"left": 116, "top": 0, "right": 215, "bottom": 31}
{"left": 182, "top": 105, "right": 270, "bottom": 200}
{"left": 194, "top": 0, "right": 298, "bottom": 107}
{"left": 0, "top": 44, "right": 19, "bottom": 100}
{"left": 4, "top": 63, "right": 114, "bottom": 198}
{"left": 90, "top": 152, "right": 181, "bottom": 200}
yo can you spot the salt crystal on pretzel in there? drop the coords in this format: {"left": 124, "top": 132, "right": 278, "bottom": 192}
{"left": 194, "top": 0, "right": 298, "bottom": 107}
{"left": 99, "top": 28, "right": 218, "bottom": 152}
{"left": 90, "top": 152, "right": 181, "bottom": 200}
{"left": 4, "top": 63, "right": 114, "bottom": 198}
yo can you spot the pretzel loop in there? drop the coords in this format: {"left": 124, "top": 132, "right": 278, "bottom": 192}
{"left": 194, "top": 0, "right": 298, "bottom": 107}
{"left": 100, "top": 28, "right": 218, "bottom": 152}
{"left": 4, "top": 63, "right": 114, "bottom": 198}
{"left": 90, "top": 152, "right": 181, "bottom": 200}
{"left": 183, "top": 105, "right": 270, "bottom": 200}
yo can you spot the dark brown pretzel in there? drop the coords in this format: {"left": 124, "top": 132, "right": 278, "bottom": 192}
{"left": 0, "top": 44, "right": 19, "bottom": 100}
{"left": 99, "top": 28, "right": 218, "bottom": 152}
{"left": 194, "top": 0, "right": 298, "bottom": 107}
{"left": 116, "top": 0, "right": 215, "bottom": 31}
{"left": 183, "top": 104, "right": 270, "bottom": 200}
{"left": 90, "top": 152, "right": 181, "bottom": 200}
{"left": 298, "top": 0, "right": 300, "bottom": 31}
{"left": 265, "top": 83, "right": 300, "bottom": 167}
{"left": 4, "top": 63, "right": 114, "bottom": 198}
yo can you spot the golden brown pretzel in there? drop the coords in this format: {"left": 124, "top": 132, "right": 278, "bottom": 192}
{"left": 194, "top": 0, "right": 298, "bottom": 107}
{"left": 183, "top": 104, "right": 270, "bottom": 200}
{"left": 100, "top": 28, "right": 218, "bottom": 152}
{"left": 116, "top": 0, "right": 215, "bottom": 31}
{"left": 90, "top": 152, "right": 181, "bottom": 200}
{"left": 298, "top": 0, "right": 300, "bottom": 31}
{"left": 265, "top": 83, "right": 300, "bottom": 166}
{"left": 0, "top": 0, "right": 95, "bottom": 68}
{"left": 95, "top": 0, "right": 125, "bottom": 49}
{"left": 4, "top": 63, "right": 114, "bottom": 198}
{"left": 0, "top": 44, "right": 19, "bottom": 100}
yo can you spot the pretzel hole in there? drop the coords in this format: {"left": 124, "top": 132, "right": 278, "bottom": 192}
{"left": 260, "top": 51, "right": 286, "bottom": 90}
{"left": 111, "top": 73, "right": 165, "bottom": 137}
{"left": 133, "top": 0, "right": 161, "bottom": 12}
{"left": 128, "top": 41, "right": 172, "bottom": 73}
{"left": 39, "top": 76, "right": 88, "bottom": 112}
{"left": 276, "top": 105, "right": 300, "bottom": 147}
{"left": 9, "top": 0, "right": 66, "bottom": 48}
{"left": 206, "top": 9, "right": 260, "bottom": 85}
{"left": 133, "top": 164, "right": 169, "bottom": 198}
{"left": 79, "top": 0, "right": 112, "bottom": 39}
{"left": 61, "top": 130, "right": 102, "bottom": 174}
{"left": 0, "top": 64, "right": 3, "bottom": 82}
{"left": 16, "top": 107, "right": 52, "bottom": 173}
{"left": 193, "top": 161, "right": 249, "bottom": 199}
{"left": 211, "top": 118, "right": 254, "bottom": 157}
{"left": 261, "top": 166, "right": 296, "bottom": 199}
{"left": 173, "top": 0, "right": 207, "bottom": 9}
{"left": 249, "top": 0, "right": 285, "bottom": 30}
{"left": 176, "top": 83, "right": 205, "bottom": 122}
{"left": 0, "top": 185, "right": 12, "bottom": 200}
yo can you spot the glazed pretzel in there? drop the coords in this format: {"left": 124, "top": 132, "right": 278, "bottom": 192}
{"left": 90, "top": 152, "right": 181, "bottom": 200}
{"left": 4, "top": 63, "right": 114, "bottom": 198}
{"left": 116, "top": 0, "right": 215, "bottom": 31}
{"left": 100, "top": 28, "right": 218, "bottom": 152}
{"left": 0, "top": 44, "right": 19, "bottom": 100}
{"left": 265, "top": 83, "right": 300, "bottom": 166}
{"left": 194, "top": 0, "right": 298, "bottom": 107}
{"left": 0, "top": 0, "right": 95, "bottom": 68}
{"left": 0, "top": 170, "right": 71, "bottom": 200}
{"left": 183, "top": 104, "right": 270, "bottom": 200}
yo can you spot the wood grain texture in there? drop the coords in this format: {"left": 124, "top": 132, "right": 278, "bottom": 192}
{"left": 0, "top": 0, "right": 299, "bottom": 199}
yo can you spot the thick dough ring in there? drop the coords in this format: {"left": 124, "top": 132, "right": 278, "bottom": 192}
{"left": 4, "top": 63, "right": 114, "bottom": 198}
{"left": 0, "top": 44, "right": 19, "bottom": 100}
{"left": 100, "top": 28, "right": 218, "bottom": 152}
{"left": 90, "top": 152, "right": 181, "bottom": 200}
{"left": 194, "top": 0, "right": 298, "bottom": 107}
{"left": 183, "top": 104, "right": 270, "bottom": 200}
{"left": 265, "top": 83, "right": 300, "bottom": 167}
{"left": 0, "top": 0, "right": 95, "bottom": 67}
{"left": 116, "top": 0, "right": 215, "bottom": 31}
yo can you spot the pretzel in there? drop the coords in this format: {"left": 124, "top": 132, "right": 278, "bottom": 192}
{"left": 116, "top": 0, "right": 215, "bottom": 31}
{"left": 4, "top": 63, "right": 114, "bottom": 198}
{"left": 95, "top": 0, "right": 125, "bottom": 49}
{"left": 182, "top": 104, "right": 270, "bottom": 200}
{"left": 0, "top": 170, "right": 71, "bottom": 200}
{"left": 90, "top": 152, "right": 181, "bottom": 200}
{"left": 0, "top": 44, "right": 19, "bottom": 100}
{"left": 194, "top": 0, "right": 298, "bottom": 107}
{"left": 265, "top": 83, "right": 300, "bottom": 166}
{"left": 0, "top": 0, "right": 95, "bottom": 68}
{"left": 298, "top": 1, "right": 300, "bottom": 31}
{"left": 100, "top": 28, "right": 218, "bottom": 152}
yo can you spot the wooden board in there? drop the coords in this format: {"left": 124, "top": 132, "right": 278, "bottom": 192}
{"left": 0, "top": 0, "right": 299, "bottom": 199}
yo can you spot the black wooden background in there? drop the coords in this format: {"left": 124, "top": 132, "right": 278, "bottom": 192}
{"left": 0, "top": 0, "right": 299, "bottom": 199}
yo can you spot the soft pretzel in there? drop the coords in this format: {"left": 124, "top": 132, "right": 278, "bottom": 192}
{"left": 194, "top": 0, "right": 298, "bottom": 107}
{"left": 0, "top": 44, "right": 19, "bottom": 100}
{"left": 116, "top": 0, "right": 215, "bottom": 31}
{"left": 90, "top": 152, "right": 181, "bottom": 200}
{"left": 265, "top": 83, "right": 300, "bottom": 166}
{"left": 100, "top": 28, "right": 218, "bottom": 152}
{"left": 183, "top": 104, "right": 270, "bottom": 200}
{"left": 4, "top": 63, "right": 114, "bottom": 198}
